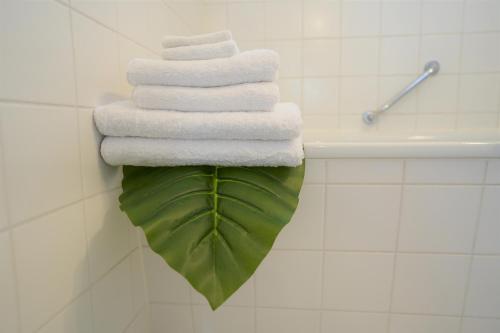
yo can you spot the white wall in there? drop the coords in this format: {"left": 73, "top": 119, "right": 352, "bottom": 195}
{"left": 145, "top": 157, "right": 500, "bottom": 333}
{"left": 202, "top": 0, "right": 500, "bottom": 132}
{"left": 0, "top": 0, "right": 203, "bottom": 332}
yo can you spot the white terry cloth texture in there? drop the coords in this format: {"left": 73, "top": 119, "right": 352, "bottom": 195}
{"left": 162, "top": 30, "right": 232, "bottom": 49}
{"left": 100, "top": 136, "right": 304, "bottom": 167}
{"left": 127, "top": 50, "right": 279, "bottom": 88}
{"left": 132, "top": 82, "right": 279, "bottom": 112}
{"left": 161, "top": 40, "right": 239, "bottom": 61}
{"left": 94, "top": 100, "right": 302, "bottom": 141}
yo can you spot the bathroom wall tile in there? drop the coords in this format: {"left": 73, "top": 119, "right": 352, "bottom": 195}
{"left": 381, "top": 1, "right": 420, "bottom": 36}
{"left": 325, "top": 185, "right": 401, "bottom": 251}
{"left": 92, "top": 258, "right": 134, "bottom": 333}
{"left": 420, "top": 35, "right": 461, "bottom": 74}
{"left": 323, "top": 252, "right": 394, "bottom": 311}
{"left": 256, "top": 250, "right": 322, "bottom": 308}
{"left": 143, "top": 247, "right": 191, "bottom": 304}
{"left": 13, "top": 203, "right": 89, "bottom": 333}
{"left": 37, "top": 292, "right": 93, "bottom": 333}
{"left": 398, "top": 186, "right": 482, "bottom": 253}
{"left": 72, "top": 12, "right": 123, "bottom": 107}
{"left": 304, "top": 159, "right": 326, "bottom": 184}
{"left": 265, "top": 0, "right": 302, "bottom": 39}
{"left": 486, "top": 160, "right": 500, "bottom": 184}
{"left": 461, "top": 318, "right": 500, "bottom": 333}
{"left": 278, "top": 79, "right": 302, "bottom": 106}
{"left": 389, "top": 314, "right": 461, "bottom": 333}
{"left": 422, "top": 1, "right": 463, "bottom": 34}
{"left": 303, "top": 0, "right": 341, "bottom": 37}
{"left": 321, "top": 311, "right": 388, "bottom": 333}
{"left": 202, "top": 4, "right": 227, "bottom": 32}
{"left": 380, "top": 37, "right": 419, "bottom": 75}
{"left": 339, "top": 76, "right": 378, "bottom": 114}
{"left": 193, "top": 305, "right": 254, "bottom": 333}
{"left": 327, "top": 159, "right": 404, "bottom": 184}
{"left": 0, "top": 0, "right": 76, "bottom": 104}
{"left": 130, "top": 249, "right": 148, "bottom": 315}
{"left": 274, "top": 185, "right": 325, "bottom": 250}
{"left": 459, "top": 74, "right": 500, "bottom": 113}
{"left": 303, "top": 115, "right": 340, "bottom": 131}
{"left": 0, "top": 103, "right": 82, "bottom": 224}
{"left": 268, "top": 40, "right": 302, "bottom": 78}
{"left": 342, "top": 1, "right": 381, "bottom": 37}
{"left": 78, "top": 108, "right": 122, "bottom": 197}
{"left": 227, "top": 2, "right": 266, "bottom": 40}
{"left": 0, "top": 231, "right": 18, "bottom": 333}
{"left": 463, "top": 0, "right": 500, "bottom": 33}
{"left": 84, "top": 190, "right": 134, "bottom": 282}
{"left": 125, "top": 306, "right": 151, "bottom": 333}
{"left": 303, "top": 78, "right": 339, "bottom": 115}
{"left": 377, "top": 114, "right": 417, "bottom": 132}
{"left": 151, "top": 304, "right": 193, "bottom": 333}
{"left": 0, "top": 145, "right": 8, "bottom": 230}
{"left": 417, "top": 75, "right": 459, "bottom": 114}
{"left": 257, "top": 308, "right": 320, "bottom": 333}
{"left": 391, "top": 254, "right": 469, "bottom": 315}
{"left": 465, "top": 256, "right": 500, "bottom": 317}
{"left": 461, "top": 33, "right": 500, "bottom": 73}
{"left": 404, "top": 159, "right": 486, "bottom": 184}
{"left": 341, "top": 38, "right": 380, "bottom": 75}
{"left": 71, "top": 0, "right": 118, "bottom": 29}
{"left": 303, "top": 39, "right": 340, "bottom": 77}
{"left": 474, "top": 187, "right": 500, "bottom": 254}
{"left": 457, "top": 113, "right": 499, "bottom": 130}
{"left": 415, "top": 114, "right": 456, "bottom": 130}
{"left": 379, "top": 75, "right": 417, "bottom": 114}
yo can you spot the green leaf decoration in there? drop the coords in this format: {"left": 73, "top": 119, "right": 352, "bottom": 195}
{"left": 119, "top": 163, "right": 305, "bottom": 310}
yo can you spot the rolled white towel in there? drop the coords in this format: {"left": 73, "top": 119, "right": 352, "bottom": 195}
{"left": 101, "top": 136, "right": 304, "bottom": 167}
{"left": 161, "top": 40, "right": 239, "bottom": 61}
{"left": 94, "top": 101, "right": 301, "bottom": 141}
{"left": 132, "top": 82, "right": 279, "bottom": 112}
{"left": 127, "top": 50, "right": 279, "bottom": 88}
{"left": 162, "top": 30, "right": 232, "bottom": 49}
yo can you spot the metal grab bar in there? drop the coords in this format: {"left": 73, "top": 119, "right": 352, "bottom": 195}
{"left": 362, "top": 60, "right": 440, "bottom": 125}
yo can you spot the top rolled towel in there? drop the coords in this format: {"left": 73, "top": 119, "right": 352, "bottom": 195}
{"left": 128, "top": 49, "right": 279, "bottom": 88}
{"left": 161, "top": 40, "right": 239, "bottom": 61}
{"left": 162, "top": 30, "right": 232, "bottom": 48}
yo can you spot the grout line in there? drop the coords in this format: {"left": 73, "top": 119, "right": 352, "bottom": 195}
{"left": 121, "top": 302, "right": 150, "bottom": 333}
{"left": 319, "top": 161, "right": 328, "bottom": 331}
{"left": 455, "top": 0, "right": 467, "bottom": 130}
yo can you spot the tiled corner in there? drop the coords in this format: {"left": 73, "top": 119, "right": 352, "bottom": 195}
{"left": 37, "top": 292, "right": 93, "bottom": 333}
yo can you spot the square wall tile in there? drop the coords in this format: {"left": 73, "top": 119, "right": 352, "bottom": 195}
{"left": 341, "top": 38, "right": 380, "bottom": 75}
{"left": 304, "top": 159, "right": 326, "bottom": 184}
{"left": 143, "top": 247, "right": 191, "bottom": 304}
{"left": 339, "top": 76, "right": 378, "bottom": 115}
{"left": 37, "top": 292, "right": 93, "bottom": 333}
{"left": 303, "top": 0, "right": 341, "bottom": 37}
{"left": 325, "top": 185, "right": 401, "bottom": 251}
{"left": 323, "top": 252, "right": 394, "bottom": 311}
{"left": 465, "top": 256, "right": 500, "bottom": 317}
{"left": 420, "top": 35, "right": 461, "bottom": 74}
{"left": 391, "top": 254, "right": 469, "bottom": 315}
{"left": 0, "top": 231, "right": 18, "bottom": 333}
{"left": 417, "top": 75, "right": 459, "bottom": 114}
{"left": 274, "top": 185, "right": 325, "bottom": 250}
{"left": 462, "top": 318, "right": 500, "bottom": 333}
{"left": 342, "top": 1, "right": 380, "bottom": 37}
{"left": 416, "top": 114, "right": 456, "bottom": 131}
{"left": 381, "top": 1, "right": 420, "bottom": 36}
{"left": 327, "top": 159, "right": 404, "bottom": 184}
{"left": 380, "top": 36, "right": 419, "bottom": 75}
{"left": 457, "top": 113, "right": 499, "bottom": 130}
{"left": 0, "top": 0, "right": 76, "bottom": 104}
{"left": 303, "top": 78, "right": 339, "bottom": 115}
{"left": 227, "top": 3, "right": 265, "bottom": 41}
{"left": 92, "top": 258, "right": 134, "bottom": 333}
{"left": 13, "top": 203, "right": 89, "bottom": 333}
{"left": 151, "top": 304, "right": 193, "bottom": 333}
{"left": 257, "top": 308, "right": 320, "bottom": 333}
{"left": 461, "top": 33, "right": 500, "bottom": 73}
{"left": 486, "top": 160, "right": 500, "bottom": 184}
{"left": 459, "top": 74, "right": 500, "bottom": 113}
{"left": 321, "top": 311, "right": 388, "bottom": 333}
{"left": 125, "top": 306, "right": 151, "bottom": 333}
{"left": 193, "top": 305, "right": 254, "bottom": 333}
{"left": 389, "top": 314, "right": 460, "bottom": 333}
{"left": 268, "top": 41, "right": 302, "bottom": 78}
{"left": 422, "top": 2, "right": 463, "bottom": 34}
{"left": 278, "top": 79, "right": 302, "bottom": 106}
{"left": 303, "top": 39, "right": 340, "bottom": 77}
{"left": 398, "top": 186, "right": 482, "bottom": 253}
{"left": 1, "top": 103, "right": 82, "bottom": 224}
{"left": 265, "top": 1, "right": 302, "bottom": 39}
{"left": 474, "top": 187, "right": 500, "bottom": 254}
{"left": 84, "top": 190, "right": 134, "bottom": 282}
{"left": 404, "top": 159, "right": 486, "bottom": 184}
{"left": 256, "top": 250, "right": 322, "bottom": 308}
{"left": 464, "top": 0, "right": 500, "bottom": 33}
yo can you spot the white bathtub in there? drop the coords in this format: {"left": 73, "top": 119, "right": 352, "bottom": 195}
{"left": 303, "top": 129, "right": 500, "bottom": 159}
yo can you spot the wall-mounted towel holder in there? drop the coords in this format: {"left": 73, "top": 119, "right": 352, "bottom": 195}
{"left": 362, "top": 60, "right": 440, "bottom": 125}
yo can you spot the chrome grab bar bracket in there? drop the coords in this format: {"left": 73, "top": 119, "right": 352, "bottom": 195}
{"left": 362, "top": 60, "right": 440, "bottom": 125}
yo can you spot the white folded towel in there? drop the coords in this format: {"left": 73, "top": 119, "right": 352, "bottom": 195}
{"left": 161, "top": 40, "right": 239, "bottom": 61}
{"left": 101, "top": 136, "right": 304, "bottom": 167}
{"left": 94, "top": 101, "right": 301, "bottom": 140}
{"left": 162, "top": 30, "right": 232, "bottom": 49}
{"left": 132, "top": 82, "right": 279, "bottom": 112}
{"left": 127, "top": 50, "right": 279, "bottom": 88}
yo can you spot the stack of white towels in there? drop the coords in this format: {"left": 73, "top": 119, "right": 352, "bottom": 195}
{"left": 95, "top": 31, "right": 304, "bottom": 167}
